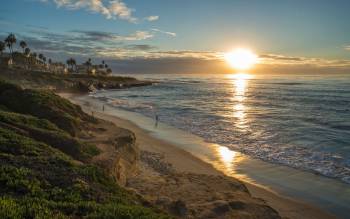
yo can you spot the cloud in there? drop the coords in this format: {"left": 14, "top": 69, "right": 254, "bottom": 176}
{"left": 260, "top": 53, "right": 350, "bottom": 68}
{"left": 25, "top": 24, "right": 49, "bottom": 30}
{"left": 108, "top": 0, "right": 137, "bottom": 23}
{"left": 0, "top": 18, "right": 16, "bottom": 27}
{"left": 71, "top": 30, "right": 154, "bottom": 41}
{"left": 148, "top": 50, "right": 220, "bottom": 60}
{"left": 0, "top": 29, "right": 156, "bottom": 60}
{"left": 48, "top": 0, "right": 138, "bottom": 23}
{"left": 123, "top": 44, "right": 157, "bottom": 51}
{"left": 259, "top": 54, "right": 303, "bottom": 61}
{"left": 145, "top": 15, "right": 159, "bottom": 22}
{"left": 151, "top": 28, "right": 176, "bottom": 37}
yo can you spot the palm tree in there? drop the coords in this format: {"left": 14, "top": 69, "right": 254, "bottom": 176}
{"left": 32, "top": 52, "right": 37, "bottom": 65}
{"left": 24, "top": 48, "right": 31, "bottom": 69}
{"left": 66, "top": 58, "right": 76, "bottom": 72}
{"left": 99, "top": 60, "right": 105, "bottom": 69}
{"left": 66, "top": 59, "right": 71, "bottom": 70}
{"left": 48, "top": 58, "right": 52, "bottom": 72}
{"left": 85, "top": 58, "right": 92, "bottom": 73}
{"left": 24, "top": 48, "right": 30, "bottom": 56}
{"left": 19, "top": 41, "right": 27, "bottom": 53}
{"left": 0, "top": 41, "right": 5, "bottom": 57}
{"left": 38, "top": 53, "right": 44, "bottom": 62}
{"left": 4, "top": 33, "right": 16, "bottom": 59}
{"left": 71, "top": 59, "right": 76, "bottom": 72}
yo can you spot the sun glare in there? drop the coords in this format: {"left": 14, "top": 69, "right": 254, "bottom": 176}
{"left": 224, "top": 48, "right": 258, "bottom": 70}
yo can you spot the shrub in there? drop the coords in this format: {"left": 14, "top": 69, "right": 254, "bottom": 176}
{"left": 0, "top": 80, "right": 96, "bottom": 135}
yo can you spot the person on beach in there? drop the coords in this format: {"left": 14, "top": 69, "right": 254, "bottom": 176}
{"left": 155, "top": 114, "right": 159, "bottom": 128}
{"left": 102, "top": 104, "right": 105, "bottom": 112}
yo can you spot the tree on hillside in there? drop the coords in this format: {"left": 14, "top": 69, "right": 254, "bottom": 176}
{"left": 19, "top": 41, "right": 27, "bottom": 53}
{"left": 0, "top": 41, "right": 5, "bottom": 57}
{"left": 24, "top": 48, "right": 30, "bottom": 56}
{"left": 4, "top": 33, "right": 16, "bottom": 58}
{"left": 32, "top": 52, "right": 37, "bottom": 65}
{"left": 66, "top": 58, "right": 76, "bottom": 72}
{"left": 38, "top": 53, "right": 44, "bottom": 62}
{"left": 24, "top": 48, "right": 31, "bottom": 69}
{"left": 48, "top": 58, "right": 52, "bottom": 71}
{"left": 85, "top": 58, "right": 92, "bottom": 73}
{"left": 99, "top": 60, "right": 106, "bottom": 70}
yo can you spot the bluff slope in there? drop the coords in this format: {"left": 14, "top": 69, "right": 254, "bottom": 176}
{"left": 0, "top": 80, "right": 169, "bottom": 218}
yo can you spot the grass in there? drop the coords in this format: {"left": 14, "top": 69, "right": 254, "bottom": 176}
{"left": 0, "top": 80, "right": 170, "bottom": 219}
{"left": 0, "top": 80, "right": 95, "bottom": 136}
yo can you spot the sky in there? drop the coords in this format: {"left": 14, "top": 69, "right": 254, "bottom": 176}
{"left": 1, "top": 0, "right": 350, "bottom": 74}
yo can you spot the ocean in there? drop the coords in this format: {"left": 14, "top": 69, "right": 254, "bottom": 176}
{"left": 92, "top": 73, "right": 350, "bottom": 184}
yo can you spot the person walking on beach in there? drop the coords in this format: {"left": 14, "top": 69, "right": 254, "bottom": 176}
{"left": 102, "top": 104, "right": 105, "bottom": 112}
{"left": 155, "top": 114, "right": 159, "bottom": 128}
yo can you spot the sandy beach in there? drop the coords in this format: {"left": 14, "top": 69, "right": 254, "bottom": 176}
{"left": 58, "top": 92, "right": 339, "bottom": 219}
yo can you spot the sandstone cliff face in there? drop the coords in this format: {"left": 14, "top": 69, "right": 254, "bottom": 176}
{"left": 82, "top": 119, "right": 140, "bottom": 186}
{"left": 111, "top": 129, "right": 139, "bottom": 185}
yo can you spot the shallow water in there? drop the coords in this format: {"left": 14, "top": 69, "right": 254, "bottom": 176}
{"left": 92, "top": 73, "right": 350, "bottom": 184}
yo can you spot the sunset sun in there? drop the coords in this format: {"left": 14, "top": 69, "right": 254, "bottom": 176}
{"left": 224, "top": 48, "right": 258, "bottom": 70}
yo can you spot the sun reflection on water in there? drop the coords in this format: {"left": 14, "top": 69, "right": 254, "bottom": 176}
{"left": 227, "top": 73, "right": 252, "bottom": 130}
{"left": 217, "top": 146, "right": 236, "bottom": 170}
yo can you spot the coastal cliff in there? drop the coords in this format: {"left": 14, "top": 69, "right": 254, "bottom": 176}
{"left": 0, "top": 68, "right": 152, "bottom": 93}
{"left": 0, "top": 80, "right": 168, "bottom": 218}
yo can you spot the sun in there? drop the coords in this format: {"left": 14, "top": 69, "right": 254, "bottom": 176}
{"left": 224, "top": 48, "right": 258, "bottom": 70}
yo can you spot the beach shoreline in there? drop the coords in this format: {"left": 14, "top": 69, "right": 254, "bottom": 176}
{"left": 59, "top": 92, "right": 339, "bottom": 219}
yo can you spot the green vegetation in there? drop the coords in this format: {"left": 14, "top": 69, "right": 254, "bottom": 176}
{"left": 0, "top": 80, "right": 170, "bottom": 219}
{"left": 0, "top": 80, "right": 95, "bottom": 135}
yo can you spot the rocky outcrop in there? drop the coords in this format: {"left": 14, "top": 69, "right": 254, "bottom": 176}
{"left": 111, "top": 129, "right": 139, "bottom": 185}
{"left": 0, "top": 68, "right": 153, "bottom": 93}
{"left": 82, "top": 119, "right": 140, "bottom": 186}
